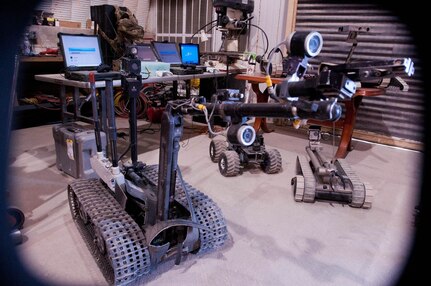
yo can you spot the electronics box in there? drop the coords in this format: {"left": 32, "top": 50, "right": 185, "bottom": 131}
{"left": 52, "top": 123, "right": 106, "bottom": 179}
{"left": 141, "top": 61, "right": 170, "bottom": 77}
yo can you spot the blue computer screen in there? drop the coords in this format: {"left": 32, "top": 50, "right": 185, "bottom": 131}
{"left": 59, "top": 34, "right": 103, "bottom": 68}
{"left": 152, "top": 42, "right": 182, "bottom": 64}
{"left": 180, "top": 44, "right": 200, "bottom": 65}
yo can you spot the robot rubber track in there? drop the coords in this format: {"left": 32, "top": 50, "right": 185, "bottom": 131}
{"left": 68, "top": 165, "right": 228, "bottom": 285}
{"left": 292, "top": 156, "right": 373, "bottom": 209}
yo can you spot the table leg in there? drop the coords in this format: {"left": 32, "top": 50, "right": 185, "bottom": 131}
{"left": 251, "top": 83, "right": 273, "bottom": 133}
{"left": 335, "top": 96, "right": 363, "bottom": 158}
{"left": 73, "top": 87, "right": 80, "bottom": 121}
{"left": 185, "top": 80, "right": 190, "bottom": 98}
{"left": 172, "top": 81, "right": 178, "bottom": 99}
{"left": 60, "top": 85, "right": 67, "bottom": 123}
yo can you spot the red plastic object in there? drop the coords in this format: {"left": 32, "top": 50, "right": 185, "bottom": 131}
{"left": 147, "top": 107, "right": 164, "bottom": 123}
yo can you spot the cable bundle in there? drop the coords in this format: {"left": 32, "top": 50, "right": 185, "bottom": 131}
{"left": 113, "top": 88, "right": 149, "bottom": 119}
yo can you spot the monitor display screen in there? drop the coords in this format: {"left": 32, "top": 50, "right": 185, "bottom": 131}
{"left": 179, "top": 43, "right": 200, "bottom": 65}
{"left": 135, "top": 44, "right": 158, "bottom": 61}
{"left": 59, "top": 34, "right": 103, "bottom": 68}
{"left": 152, "top": 42, "right": 182, "bottom": 64}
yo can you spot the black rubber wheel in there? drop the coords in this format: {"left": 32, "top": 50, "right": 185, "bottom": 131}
{"left": 209, "top": 140, "right": 227, "bottom": 163}
{"left": 94, "top": 228, "right": 107, "bottom": 255}
{"left": 261, "top": 149, "right": 282, "bottom": 174}
{"left": 78, "top": 200, "right": 90, "bottom": 225}
{"left": 218, "top": 151, "right": 240, "bottom": 177}
{"left": 7, "top": 207, "right": 25, "bottom": 230}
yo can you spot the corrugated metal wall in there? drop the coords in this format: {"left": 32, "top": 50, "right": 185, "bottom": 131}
{"left": 295, "top": 0, "right": 424, "bottom": 142}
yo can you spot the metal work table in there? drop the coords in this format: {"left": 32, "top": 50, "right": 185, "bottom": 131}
{"left": 35, "top": 71, "right": 228, "bottom": 124}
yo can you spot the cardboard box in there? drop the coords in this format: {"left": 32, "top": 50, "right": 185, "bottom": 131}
{"left": 58, "top": 20, "right": 81, "bottom": 28}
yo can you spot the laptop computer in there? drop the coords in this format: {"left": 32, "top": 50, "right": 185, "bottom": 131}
{"left": 135, "top": 43, "right": 159, "bottom": 61}
{"left": 173, "top": 43, "right": 206, "bottom": 75}
{"left": 58, "top": 33, "right": 120, "bottom": 81}
{"left": 179, "top": 43, "right": 203, "bottom": 67}
{"left": 151, "top": 41, "right": 182, "bottom": 66}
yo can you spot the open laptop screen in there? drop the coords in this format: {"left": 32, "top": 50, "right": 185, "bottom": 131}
{"left": 152, "top": 42, "right": 182, "bottom": 64}
{"left": 179, "top": 43, "right": 200, "bottom": 65}
{"left": 135, "top": 44, "right": 158, "bottom": 61}
{"left": 58, "top": 33, "right": 103, "bottom": 69}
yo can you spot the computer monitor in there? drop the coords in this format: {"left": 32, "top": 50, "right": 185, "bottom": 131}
{"left": 58, "top": 33, "right": 103, "bottom": 70}
{"left": 152, "top": 41, "right": 182, "bottom": 64}
{"left": 179, "top": 43, "right": 200, "bottom": 65}
{"left": 135, "top": 44, "right": 158, "bottom": 61}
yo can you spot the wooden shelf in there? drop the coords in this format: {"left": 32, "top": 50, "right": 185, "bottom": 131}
{"left": 20, "top": 56, "right": 63, "bottom": 63}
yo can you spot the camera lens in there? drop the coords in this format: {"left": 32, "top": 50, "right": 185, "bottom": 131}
{"left": 242, "top": 128, "right": 254, "bottom": 143}
{"left": 287, "top": 31, "right": 323, "bottom": 58}
{"left": 304, "top": 31, "right": 323, "bottom": 57}
{"left": 237, "top": 125, "right": 256, "bottom": 146}
{"left": 228, "top": 124, "right": 256, "bottom": 147}
{"left": 308, "top": 35, "right": 321, "bottom": 54}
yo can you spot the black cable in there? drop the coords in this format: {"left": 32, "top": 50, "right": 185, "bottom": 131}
{"left": 267, "top": 47, "right": 285, "bottom": 58}
{"left": 205, "top": 25, "right": 217, "bottom": 35}
{"left": 139, "top": 121, "right": 160, "bottom": 134}
{"left": 250, "top": 23, "right": 269, "bottom": 56}
{"left": 119, "top": 143, "right": 131, "bottom": 161}
{"left": 190, "top": 20, "right": 217, "bottom": 42}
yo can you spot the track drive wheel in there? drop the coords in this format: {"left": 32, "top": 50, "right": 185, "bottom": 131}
{"left": 219, "top": 150, "right": 240, "bottom": 177}
{"left": 78, "top": 200, "right": 90, "bottom": 225}
{"left": 7, "top": 207, "right": 25, "bottom": 230}
{"left": 362, "top": 182, "right": 374, "bottom": 209}
{"left": 209, "top": 139, "right": 227, "bottom": 163}
{"left": 292, "top": 175, "right": 305, "bottom": 202}
{"left": 261, "top": 149, "right": 282, "bottom": 174}
{"left": 94, "top": 228, "right": 107, "bottom": 255}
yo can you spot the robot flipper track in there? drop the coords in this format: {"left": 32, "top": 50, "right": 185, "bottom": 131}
{"left": 292, "top": 155, "right": 316, "bottom": 203}
{"left": 68, "top": 179, "right": 151, "bottom": 286}
{"left": 292, "top": 156, "right": 373, "bottom": 209}
{"left": 335, "top": 159, "right": 373, "bottom": 208}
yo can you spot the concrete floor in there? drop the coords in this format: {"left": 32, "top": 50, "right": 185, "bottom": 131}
{"left": 6, "top": 118, "right": 422, "bottom": 286}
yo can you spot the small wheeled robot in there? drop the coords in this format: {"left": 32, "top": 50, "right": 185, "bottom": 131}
{"left": 207, "top": 89, "right": 282, "bottom": 177}
{"left": 291, "top": 126, "right": 373, "bottom": 208}
{"left": 209, "top": 122, "right": 282, "bottom": 177}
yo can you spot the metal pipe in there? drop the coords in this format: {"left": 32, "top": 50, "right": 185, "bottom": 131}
{"left": 157, "top": 108, "right": 183, "bottom": 222}
{"left": 204, "top": 99, "right": 342, "bottom": 122}
{"left": 89, "top": 73, "right": 103, "bottom": 153}
{"left": 105, "top": 79, "right": 118, "bottom": 167}
{"left": 129, "top": 87, "right": 138, "bottom": 166}
{"left": 306, "top": 146, "right": 322, "bottom": 170}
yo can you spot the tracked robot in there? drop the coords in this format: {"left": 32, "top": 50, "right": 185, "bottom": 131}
{"left": 66, "top": 35, "right": 353, "bottom": 284}
{"left": 283, "top": 27, "right": 415, "bottom": 208}
{"left": 290, "top": 54, "right": 414, "bottom": 208}
{"left": 66, "top": 30, "right": 413, "bottom": 285}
